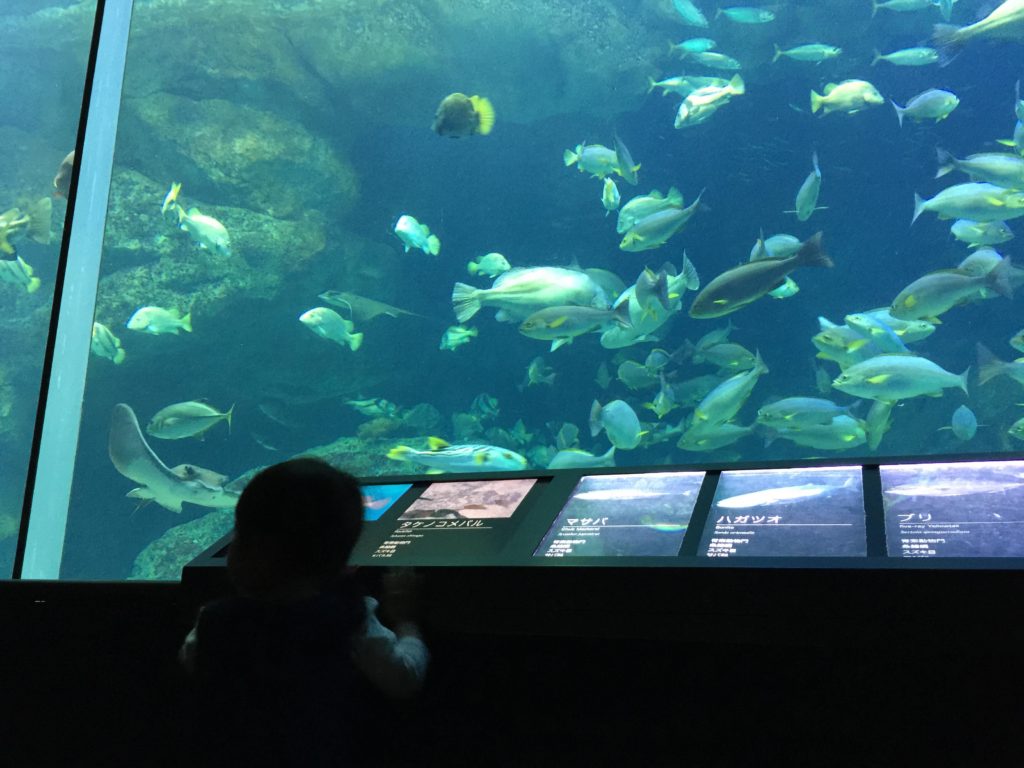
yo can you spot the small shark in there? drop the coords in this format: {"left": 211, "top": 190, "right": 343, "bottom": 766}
{"left": 109, "top": 403, "right": 240, "bottom": 513}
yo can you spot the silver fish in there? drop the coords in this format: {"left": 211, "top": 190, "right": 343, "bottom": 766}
{"left": 108, "top": 403, "right": 240, "bottom": 513}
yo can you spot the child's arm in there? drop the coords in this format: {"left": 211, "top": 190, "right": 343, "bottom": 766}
{"left": 350, "top": 570, "right": 429, "bottom": 698}
{"left": 178, "top": 621, "right": 200, "bottom": 674}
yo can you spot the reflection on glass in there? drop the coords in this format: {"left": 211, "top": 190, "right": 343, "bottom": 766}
{"left": 0, "top": 2, "right": 95, "bottom": 577}
{"left": 361, "top": 483, "right": 411, "bottom": 522}
{"left": 535, "top": 472, "right": 703, "bottom": 558}
{"left": 882, "top": 461, "right": 1024, "bottom": 558}
{"left": 700, "top": 466, "right": 865, "bottom": 558}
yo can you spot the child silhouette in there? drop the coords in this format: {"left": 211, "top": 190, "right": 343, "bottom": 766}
{"left": 180, "top": 458, "right": 428, "bottom": 766}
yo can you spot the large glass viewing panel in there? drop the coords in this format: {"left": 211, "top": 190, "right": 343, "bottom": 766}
{"left": 0, "top": 1, "right": 97, "bottom": 577}
{"left": 36, "top": 2, "right": 1024, "bottom": 579}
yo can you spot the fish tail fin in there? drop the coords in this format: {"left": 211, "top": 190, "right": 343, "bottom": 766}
{"left": 27, "top": 198, "right": 51, "bottom": 244}
{"left": 563, "top": 148, "right": 579, "bottom": 167}
{"left": 470, "top": 95, "right": 495, "bottom": 135}
{"left": 933, "top": 24, "right": 962, "bottom": 56}
{"left": 682, "top": 338, "right": 699, "bottom": 363}
{"left": 613, "top": 301, "right": 633, "bottom": 327}
{"left": 870, "top": 0, "right": 878, "bottom": 18}
{"left": 811, "top": 150, "right": 820, "bottom": 175}
{"left": 161, "top": 185, "right": 179, "bottom": 217}
{"left": 27, "top": 275, "right": 41, "bottom": 294}
{"left": 871, "top": 49, "right": 882, "bottom": 66}
{"left": 935, "top": 147, "right": 955, "bottom": 179}
{"left": 225, "top": 403, "right": 234, "bottom": 434}
{"left": 810, "top": 90, "right": 823, "bottom": 114}
{"left": 452, "top": 282, "right": 481, "bottom": 323}
{"left": 654, "top": 270, "right": 671, "bottom": 311}
{"left": 181, "top": 312, "right": 193, "bottom": 333}
{"left": 589, "top": 399, "right": 603, "bottom": 438}
{"left": 680, "top": 253, "right": 700, "bottom": 291}
{"left": 796, "top": 231, "right": 832, "bottom": 269}
{"left": 728, "top": 74, "right": 745, "bottom": 96}
{"left": 348, "top": 332, "right": 364, "bottom": 352}
{"left": 912, "top": 192, "right": 927, "bottom": 226}
{"left": 976, "top": 342, "right": 1006, "bottom": 385}
{"left": 987, "top": 255, "right": 1014, "bottom": 300}
{"left": 958, "top": 367, "right": 970, "bottom": 397}
{"left": 647, "top": 75, "right": 658, "bottom": 94}
{"left": 113, "top": 347, "right": 126, "bottom": 364}
{"left": 891, "top": 100, "right": 905, "bottom": 129}
{"left": 772, "top": 44, "right": 783, "bottom": 63}
{"left": 386, "top": 445, "right": 412, "bottom": 461}
{"left": 600, "top": 446, "right": 616, "bottom": 465}
{"left": 428, "top": 235, "right": 441, "bottom": 256}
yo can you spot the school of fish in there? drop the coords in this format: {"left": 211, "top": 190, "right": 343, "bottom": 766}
{"left": 18, "top": 1, "right": 1024, "bottom": 502}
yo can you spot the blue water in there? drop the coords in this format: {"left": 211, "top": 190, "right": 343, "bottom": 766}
{"left": 4, "top": 1, "right": 1024, "bottom": 578}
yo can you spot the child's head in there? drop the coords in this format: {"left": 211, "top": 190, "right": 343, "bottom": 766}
{"left": 228, "top": 458, "right": 364, "bottom": 597}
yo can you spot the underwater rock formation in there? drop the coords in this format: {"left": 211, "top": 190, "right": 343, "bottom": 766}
{"left": 2, "top": 1, "right": 666, "bottom": 133}
{"left": 0, "top": 4, "right": 93, "bottom": 153}
{"left": 297, "top": 434, "right": 412, "bottom": 478}
{"left": 0, "top": 126, "right": 70, "bottom": 208}
{"left": 101, "top": 167, "right": 328, "bottom": 276}
{"left": 130, "top": 506, "right": 232, "bottom": 580}
{"left": 96, "top": 165, "right": 338, "bottom": 321}
{"left": 118, "top": 93, "right": 358, "bottom": 220}
{"left": 267, "top": 0, "right": 661, "bottom": 126}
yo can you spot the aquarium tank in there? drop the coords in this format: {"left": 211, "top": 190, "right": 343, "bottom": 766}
{"left": 5, "top": 0, "right": 1024, "bottom": 580}
{"left": 0, "top": 1, "right": 95, "bottom": 577}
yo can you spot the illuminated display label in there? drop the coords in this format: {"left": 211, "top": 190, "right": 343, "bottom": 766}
{"left": 534, "top": 472, "right": 704, "bottom": 558}
{"left": 361, "top": 484, "right": 412, "bottom": 522}
{"left": 882, "top": 460, "right": 1024, "bottom": 558}
{"left": 698, "top": 466, "right": 866, "bottom": 558}
{"left": 367, "top": 479, "right": 537, "bottom": 563}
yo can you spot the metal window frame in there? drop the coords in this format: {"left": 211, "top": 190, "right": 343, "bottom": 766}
{"left": 14, "top": 0, "right": 135, "bottom": 579}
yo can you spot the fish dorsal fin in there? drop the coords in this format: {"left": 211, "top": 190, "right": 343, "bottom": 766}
{"left": 823, "top": 83, "right": 837, "bottom": 95}
{"left": 427, "top": 436, "right": 450, "bottom": 451}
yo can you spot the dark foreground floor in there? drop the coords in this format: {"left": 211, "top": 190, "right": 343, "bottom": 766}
{"left": 0, "top": 577, "right": 1020, "bottom": 767}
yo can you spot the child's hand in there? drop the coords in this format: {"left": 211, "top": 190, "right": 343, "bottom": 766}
{"left": 380, "top": 568, "right": 423, "bottom": 628}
